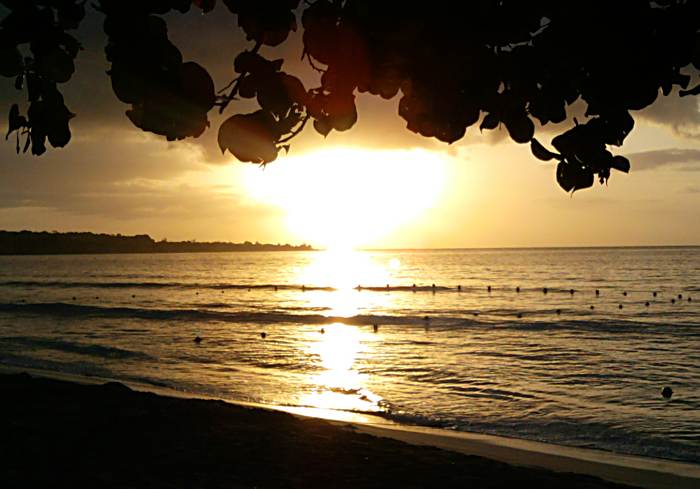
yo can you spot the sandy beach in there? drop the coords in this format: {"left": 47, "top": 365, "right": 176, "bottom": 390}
{"left": 4, "top": 372, "right": 697, "bottom": 489}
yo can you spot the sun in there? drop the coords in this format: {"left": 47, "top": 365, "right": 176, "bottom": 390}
{"left": 241, "top": 146, "right": 448, "bottom": 249}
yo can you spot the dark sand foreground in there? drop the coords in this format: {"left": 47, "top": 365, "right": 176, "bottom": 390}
{"left": 1, "top": 373, "right": 636, "bottom": 488}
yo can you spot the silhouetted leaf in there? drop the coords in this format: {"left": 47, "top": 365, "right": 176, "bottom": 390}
{"left": 530, "top": 138, "right": 559, "bottom": 161}
{"left": 6, "top": 103, "right": 26, "bottom": 139}
{"left": 480, "top": 113, "right": 499, "bottom": 131}
{"left": 218, "top": 111, "right": 279, "bottom": 164}
{"left": 504, "top": 114, "right": 534, "bottom": 144}
{"left": 610, "top": 155, "right": 630, "bottom": 173}
{"left": 556, "top": 161, "right": 594, "bottom": 193}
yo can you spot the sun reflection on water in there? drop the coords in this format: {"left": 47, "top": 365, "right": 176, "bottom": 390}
{"left": 299, "top": 323, "right": 383, "bottom": 414}
{"left": 295, "top": 248, "right": 397, "bottom": 317}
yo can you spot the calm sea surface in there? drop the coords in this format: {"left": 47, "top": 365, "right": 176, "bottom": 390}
{"left": 0, "top": 248, "right": 698, "bottom": 463}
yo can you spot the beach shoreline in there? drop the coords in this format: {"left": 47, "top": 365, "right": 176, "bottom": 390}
{"left": 2, "top": 367, "right": 698, "bottom": 489}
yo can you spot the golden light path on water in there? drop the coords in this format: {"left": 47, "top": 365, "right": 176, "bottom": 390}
{"left": 294, "top": 250, "right": 395, "bottom": 415}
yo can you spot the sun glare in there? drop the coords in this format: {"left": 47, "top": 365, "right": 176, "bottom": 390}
{"left": 241, "top": 147, "right": 448, "bottom": 249}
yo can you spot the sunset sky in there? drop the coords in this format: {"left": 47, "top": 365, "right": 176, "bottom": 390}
{"left": 1, "top": 5, "right": 700, "bottom": 249}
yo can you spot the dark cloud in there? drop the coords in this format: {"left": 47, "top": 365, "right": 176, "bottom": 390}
{"left": 627, "top": 148, "right": 700, "bottom": 171}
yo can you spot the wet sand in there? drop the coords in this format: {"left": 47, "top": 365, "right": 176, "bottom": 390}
{"left": 0, "top": 372, "right": 644, "bottom": 489}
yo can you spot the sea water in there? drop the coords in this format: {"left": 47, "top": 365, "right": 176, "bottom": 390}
{"left": 0, "top": 247, "right": 698, "bottom": 463}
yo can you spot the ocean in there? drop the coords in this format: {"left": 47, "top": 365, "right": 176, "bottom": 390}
{"left": 0, "top": 247, "right": 698, "bottom": 463}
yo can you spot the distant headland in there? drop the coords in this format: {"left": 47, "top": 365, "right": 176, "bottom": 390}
{"left": 0, "top": 231, "right": 314, "bottom": 255}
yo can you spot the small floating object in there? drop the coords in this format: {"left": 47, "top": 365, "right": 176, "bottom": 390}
{"left": 95, "top": 296, "right": 99, "bottom": 300}
{"left": 671, "top": 298, "right": 676, "bottom": 304}
{"left": 678, "top": 294, "right": 683, "bottom": 300}
{"left": 645, "top": 301, "right": 650, "bottom": 307}
{"left": 247, "top": 288, "right": 251, "bottom": 292}
{"left": 569, "top": 289, "right": 575, "bottom": 295}
{"left": 431, "top": 283, "right": 436, "bottom": 288}
{"left": 623, "top": 291, "right": 627, "bottom": 296}
{"left": 487, "top": 285, "right": 491, "bottom": 293}
{"left": 195, "top": 292, "right": 199, "bottom": 295}
{"left": 457, "top": 285, "right": 462, "bottom": 291}
{"left": 131, "top": 294, "right": 136, "bottom": 298}
{"left": 320, "top": 328, "right": 325, "bottom": 334}
{"left": 556, "top": 309, "right": 561, "bottom": 315}
{"left": 473, "top": 312, "right": 479, "bottom": 317}
{"left": 372, "top": 324, "right": 378, "bottom": 333}
{"left": 688, "top": 297, "right": 693, "bottom": 302}
{"left": 590, "top": 305, "right": 595, "bottom": 310}
{"left": 653, "top": 291, "right": 658, "bottom": 297}
{"left": 595, "top": 289, "right": 600, "bottom": 296}
{"left": 194, "top": 336, "right": 202, "bottom": 344}
{"left": 221, "top": 290, "right": 224, "bottom": 293}
{"left": 661, "top": 386, "right": 673, "bottom": 399}
{"left": 72, "top": 296, "right": 76, "bottom": 301}
{"left": 423, "top": 316, "right": 430, "bottom": 321}
{"left": 260, "top": 332, "right": 267, "bottom": 339}
{"left": 515, "top": 286, "right": 520, "bottom": 293}
{"left": 619, "top": 304, "right": 623, "bottom": 309}
{"left": 516, "top": 313, "right": 522, "bottom": 318}
{"left": 543, "top": 287, "right": 548, "bottom": 294}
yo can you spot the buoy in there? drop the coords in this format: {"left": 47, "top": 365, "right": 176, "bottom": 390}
{"left": 678, "top": 294, "right": 683, "bottom": 300}
{"left": 432, "top": 283, "right": 436, "bottom": 289}
{"left": 623, "top": 291, "right": 627, "bottom": 296}
{"left": 516, "top": 313, "right": 522, "bottom": 318}
{"left": 320, "top": 328, "right": 325, "bottom": 334}
{"left": 595, "top": 289, "right": 600, "bottom": 296}
{"left": 569, "top": 289, "right": 575, "bottom": 295}
{"left": 661, "top": 386, "right": 673, "bottom": 399}
{"left": 194, "top": 336, "right": 202, "bottom": 344}
{"left": 260, "top": 332, "right": 267, "bottom": 339}
{"left": 590, "top": 305, "right": 595, "bottom": 310}
{"left": 372, "top": 324, "right": 378, "bottom": 333}
{"left": 487, "top": 285, "right": 491, "bottom": 293}
{"left": 556, "top": 309, "right": 561, "bottom": 315}
{"left": 619, "top": 304, "right": 623, "bottom": 309}
{"left": 671, "top": 298, "right": 676, "bottom": 304}
{"left": 423, "top": 316, "right": 430, "bottom": 321}
{"left": 653, "top": 291, "right": 657, "bottom": 297}
{"left": 131, "top": 294, "right": 136, "bottom": 298}
{"left": 95, "top": 296, "right": 99, "bottom": 300}
{"left": 543, "top": 287, "right": 548, "bottom": 294}
{"left": 645, "top": 301, "right": 650, "bottom": 307}
{"left": 473, "top": 312, "right": 479, "bottom": 316}
{"left": 72, "top": 296, "right": 76, "bottom": 301}
{"left": 516, "top": 286, "right": 520, "bottom": 293}
{"left": 457, "top": 285, "right": 462, "bottom": 291}
{"left": 689, "top": 297, "right": 692, "bottom": 302}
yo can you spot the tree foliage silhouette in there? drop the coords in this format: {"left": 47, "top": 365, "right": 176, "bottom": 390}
{"left": 2, "top": 0, "right": 700, "bottom": 192}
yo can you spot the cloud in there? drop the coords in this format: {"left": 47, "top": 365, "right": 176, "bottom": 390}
{"left": 627, "top": 148, "right": 700, "bottom": 171}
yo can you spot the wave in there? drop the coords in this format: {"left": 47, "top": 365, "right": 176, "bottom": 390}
{"left": 1, "top": 302, "right": 697, "bottom": 335}
{"left": 0, "top": 335, "right": 153, "bottom": 360}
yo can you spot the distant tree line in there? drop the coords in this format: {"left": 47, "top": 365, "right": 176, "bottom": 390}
{"left": 0, "top": 231, "right": 313, "bottom": 254}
